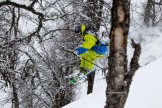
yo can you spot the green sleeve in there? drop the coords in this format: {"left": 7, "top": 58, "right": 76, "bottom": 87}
{"left": 82, "top": 34, "right": 97, "bottom": 49}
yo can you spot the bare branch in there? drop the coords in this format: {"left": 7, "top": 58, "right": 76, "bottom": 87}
{"left": 0, "top": 1, "right": 44, "bottom": 42}
{"left": 29, "top": 0, "right": 38, "bottom": 8}
{"left": 125, "top": 39, "right": 141, "bottom": 88}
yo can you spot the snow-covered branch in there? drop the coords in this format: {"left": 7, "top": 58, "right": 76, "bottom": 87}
{"left": 0, "top": 0, "right": 44, "bottom": 42}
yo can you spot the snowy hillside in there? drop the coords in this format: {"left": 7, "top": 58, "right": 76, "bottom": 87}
{"left": 1, "top": 0, "right": 162, "bottom": 108}
{"left": 62, "top": 57, "right": 162, "bottom": 108}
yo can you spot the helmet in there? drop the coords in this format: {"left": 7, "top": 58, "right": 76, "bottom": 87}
{"left": 75, "top": 26, "right": 81, "bottom": 33}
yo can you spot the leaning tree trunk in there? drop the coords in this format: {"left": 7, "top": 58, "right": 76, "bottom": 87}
{"left": 105, "top": 0, "right": 130, "bottom": 108}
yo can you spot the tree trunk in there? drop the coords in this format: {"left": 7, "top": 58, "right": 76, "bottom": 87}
{"left": 12, "top": 83, "right": 19, "bottom": 108}
{"left": 87, "top": 72, "right": 95, "bottom": 94}
{"left": 105, "top": 0, "right": 130, "bottom": 108}
{"left": 85, "top": 0, "right": 104, "bottom": 94}
{"left": 144, "top": 0, "right": 156, "bottom": 26}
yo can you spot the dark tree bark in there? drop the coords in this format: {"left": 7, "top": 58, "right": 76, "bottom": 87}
{"left": 125, "top": 39, "right": 141, "bottom": 89}
{"left": 87, "top": 72, "right": 95, "bottom": 94}
{"left": 105, "top": 0, "right": 142, "bottom": 108}
{"left": 12, "top": 83, "right": 19, "bottom": 108}
{"left": 105, "top": 0, "right": 131, "bottom": 108}
{"left": 144, "top": 0, "right": 156, "bottom": 26}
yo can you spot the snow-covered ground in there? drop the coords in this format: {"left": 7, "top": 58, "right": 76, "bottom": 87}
{"left": 125, "top": 57, "right": 162, "bottom": 108}
{"left": 1, "top": 0, "right": 162, "bottom": 108}
{"left": 62, "top": 57, "right": 162, "bottom": 108}
{"left": 62, "top": 0, "right": 162, "bottom": 107}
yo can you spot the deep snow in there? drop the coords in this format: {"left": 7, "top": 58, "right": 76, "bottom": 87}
{"left": 62, "top": 57, "right": 162, "bottom": 108}
{"left": 1, "top": 0, "right": 162, "bottom": 108}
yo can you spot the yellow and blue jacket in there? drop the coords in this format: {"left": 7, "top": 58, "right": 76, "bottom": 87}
{"left": 76, "top": 25, "right": 108, "bottom": 55}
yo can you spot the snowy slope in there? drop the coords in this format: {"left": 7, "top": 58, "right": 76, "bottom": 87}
{"left": 62, "top": 89, "right": 106, "bottom": 108}
{"left": 125, "top": 57, "right": 162, "bottom": 108}
{"left": 63, "top": 70, "right": 107, "bottom": 108}
{"left": 62, "top": 57, "right": 162, "bottom": 108}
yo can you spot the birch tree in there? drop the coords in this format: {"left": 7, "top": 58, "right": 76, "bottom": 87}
{"left": 144, "top": 0, "right": 162, "bottom": 26}
{"left": 105, "top": 0, "right": 141, "bottom": 108}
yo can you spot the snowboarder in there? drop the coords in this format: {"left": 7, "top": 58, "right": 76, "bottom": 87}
{"left": 74, "top": 24, "right": 109, "bottom": 75}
